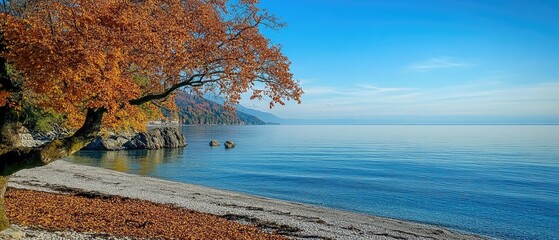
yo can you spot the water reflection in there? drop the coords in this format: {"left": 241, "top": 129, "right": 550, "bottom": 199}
{"left": 68, "top": 148, "right": 184, "bottom": 176}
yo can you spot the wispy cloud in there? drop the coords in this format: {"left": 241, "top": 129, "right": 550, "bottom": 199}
{"left": 297, "top": 78, "right": 317, "bottom": 85}
{"left": 408, "top": 57, "right": 470, "bottom": 72}
{"left": 297, "top": 85, "right": 413, "bottom": 97}
{"left": 301, "top": 86, "right": 339, "bottom": 95}
{"left": 360, "top": 85, "right": 415, "bottom": 93}
{"left": 242, "top": 80, "right": 559, "bottom": 121}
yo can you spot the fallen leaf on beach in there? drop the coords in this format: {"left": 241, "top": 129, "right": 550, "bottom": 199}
{"left": 5, "top": 188, "right": 285, "bottom": 240}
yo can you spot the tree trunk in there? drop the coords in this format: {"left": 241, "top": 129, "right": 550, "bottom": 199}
{"left": 1, "top": 108, "right": 106, "bottom": 174}
{"left": 0, "top": 176, "right": 9, "bottom": 231}
{"left": 0, "top": 108, "right": 106, "bottom": 231}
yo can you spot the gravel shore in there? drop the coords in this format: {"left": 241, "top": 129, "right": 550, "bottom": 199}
{"left": 9, "top": 161, "right": 487, "bottom": 240}
{"left": 11, "top": 225, "right": 131, "bottom": 240}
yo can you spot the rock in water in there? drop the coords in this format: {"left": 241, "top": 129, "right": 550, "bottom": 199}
{"left": 129, "top": 127, "right": 187, "bottom": 149}
{"left": 209, "top": 140, "right": 220, "bottom": 147}
{"left": 224, "top": 140, "right": 236, "bottom": 149}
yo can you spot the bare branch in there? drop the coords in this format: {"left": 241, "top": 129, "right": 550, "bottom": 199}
{"left": 129, "top": 74, "right": 203, "bottom": 105}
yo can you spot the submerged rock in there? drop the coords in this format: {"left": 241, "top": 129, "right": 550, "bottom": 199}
{"left": 224, "top": 140, "right": 235, "bottom": 149}
{"left": 209, "top": 140, "right": 220, "bottom": 147}
{"left": 83, "top": 127, "right": 187, "bottom": 151}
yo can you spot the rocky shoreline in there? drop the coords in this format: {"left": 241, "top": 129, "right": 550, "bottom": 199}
{"left": 19, "top": 127, "right": 186, "bottom": 151}
{"left": 83, "top": 127, "right": 186, "bottom": 150}
{"left": 4, "top": 225, "right": 132, "bottom": 240}
{"left": 9, "top": 161, "right": 487, "bottom": 240}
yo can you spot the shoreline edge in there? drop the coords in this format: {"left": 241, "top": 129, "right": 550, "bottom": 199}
{"left": 9, "top": 161, "right": 487, "bottom": 240}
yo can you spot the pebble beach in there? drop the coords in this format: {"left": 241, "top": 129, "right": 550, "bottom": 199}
{"left": 4, "top": 161, "right": 486, "bottom": 240}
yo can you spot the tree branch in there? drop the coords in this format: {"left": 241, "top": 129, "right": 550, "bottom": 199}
{"left": 129, "top": 70, "right": 225, "bottom": 106}
{"left": 129, "top": 74, "right": 202, "bottom": 105}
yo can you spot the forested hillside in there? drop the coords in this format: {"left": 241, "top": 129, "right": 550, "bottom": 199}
{"left": 173, "top": 93, "right": 265, "bottom": 125}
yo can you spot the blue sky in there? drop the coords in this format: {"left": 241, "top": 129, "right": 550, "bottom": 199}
{"left": 239, "top": 0, "right": 559, "bottom": 123}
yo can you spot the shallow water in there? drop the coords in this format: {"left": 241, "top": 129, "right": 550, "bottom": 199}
{"left": 67, "top": 125, "right": 559, "bottom": 239}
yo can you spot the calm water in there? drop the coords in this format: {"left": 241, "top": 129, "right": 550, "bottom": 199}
{"left": 67, "top": 125, "right": 559, "bottom": 239}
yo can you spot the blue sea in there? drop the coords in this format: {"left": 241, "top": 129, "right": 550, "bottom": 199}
{"left": 66, "top": 125, "right": 559, "bottom": 239}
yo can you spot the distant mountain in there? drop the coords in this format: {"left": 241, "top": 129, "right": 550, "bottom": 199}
{"left": 236, "top": 105, "right": 284, "bottom": 124}
{"left": 171, "top": 92, "right": 265, "bottom": 125}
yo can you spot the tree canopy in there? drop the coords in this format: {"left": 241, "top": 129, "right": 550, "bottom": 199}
{"left": 1, "top": 0, "right": 302, "bottom": 131}
{"left": 0, "top": 0, "right": 302, "bottom": 230}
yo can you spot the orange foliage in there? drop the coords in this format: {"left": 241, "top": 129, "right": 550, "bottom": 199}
{"left": 0, "top": 0, "right": 302, "bottom": 130}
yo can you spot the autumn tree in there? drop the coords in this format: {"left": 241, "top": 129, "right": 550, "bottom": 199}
{"left": 0, "top": 0, "right": 302, "bottom": 231}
